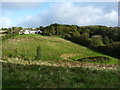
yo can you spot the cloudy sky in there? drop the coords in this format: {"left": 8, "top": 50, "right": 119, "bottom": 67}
{"left": 0, "top": 2, "right": 118, "bottom": 28}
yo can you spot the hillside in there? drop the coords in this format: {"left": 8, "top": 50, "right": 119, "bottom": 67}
{"left": 2, "top": 34, "right": 119, "bottom": 88}
{"left": 2, "top": 34, "right": 118, "bottom": 63}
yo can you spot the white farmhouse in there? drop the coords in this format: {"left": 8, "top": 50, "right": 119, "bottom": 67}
{"left": 19, "top": 30, "right": 42, "bottom": 34}
{"left": 24, "top": 30, "right": 31, "bottom": 34}
{"left": 19, "top": 30, "right": 24, "bottom": 34}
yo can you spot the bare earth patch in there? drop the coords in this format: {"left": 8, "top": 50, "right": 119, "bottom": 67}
{"left": 60, "top": 53, "right": 80, "bottom": 60}
{"left": 12, "top": 36, "right": 71, "bottom": 44}
{"left": 40, "top": 37, "right": 72, "bottom": 43}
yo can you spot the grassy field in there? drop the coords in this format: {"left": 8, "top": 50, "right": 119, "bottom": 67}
{"left": 2, "top": 34, "right": 119, "bottom": 88}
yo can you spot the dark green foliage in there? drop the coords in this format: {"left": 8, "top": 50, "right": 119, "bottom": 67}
{"left": 36, "top": 26, "right": 44, "bottom": 30}
{"left": 101, "top": 42, "right": 120, "bottom": 58}
{"left": 35, "top": 46, "right": 42, "bottom": 60}
{"left": 79, "top": 33, "right": 90, "bottom": 45}
{"left": 70, "top": 25, "right": 78, "bottom": 31}
{"left": 72, "top": 31, "right": 80, "bottom": 38}
{"left": 77, "top": 56, "right": 110, "bottom": 63}
{"left": 89, "top": 35, "right": 103, "bottom": 48}
{"left": 103, "top": 36, "right": 110, "bottom": 44}
{"left": 2, "top": 27, "right": 21, "bottom": 40}
{"left": 69, "top": 31, "right": 80, "bottom": 42}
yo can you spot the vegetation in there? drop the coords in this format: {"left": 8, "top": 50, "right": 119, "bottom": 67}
{"left": 3, "top": 62, "right": 119, "bottom": 88}
{"left": 35, "top": 46, "right": 42, "bottom": 60}
{"left": 76, "top": 56, "right": 110, "bottom": 63}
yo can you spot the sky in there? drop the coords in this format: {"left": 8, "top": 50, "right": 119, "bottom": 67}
{"left": 0, "top": 2, "right": 118, "bottom": 28}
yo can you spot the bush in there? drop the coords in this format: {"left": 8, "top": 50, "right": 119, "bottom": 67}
{"left": 35, "top": 46, "right": 42, "bottom": 60}
{"left": 8, "top": 53, "right": 14, "bottom": 58}
{"left": 89, "top": 35, "right": 103, "bottom": 48}
{"left": 102, "top": 42, "right": 120, "bottom": 58}
{"left": 77, "top": 56, "right": 110, "bottom": 63}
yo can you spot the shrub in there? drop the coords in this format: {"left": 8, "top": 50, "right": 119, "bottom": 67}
{"left": 35, "top": 46, "right": 42, "bottom": 60}
{"left": 102, "top": 42, "right": 120, "bottom": 58}
{"left": 77, "top": 56, "right": 110, "bottom": 63}
{"left": 89, "top": 35, "right": 103, "bottom": 48}
{"left": 8, "top": 53, "right": 14, "bottom": 58}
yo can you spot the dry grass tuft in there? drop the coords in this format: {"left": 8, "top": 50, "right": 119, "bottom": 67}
{"left": 60, "top": 53, "right": 80, "bottom": 60}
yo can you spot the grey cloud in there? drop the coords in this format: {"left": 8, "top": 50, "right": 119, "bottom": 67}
{"left": 18, "top": 2, "right": 118, "bottom": 27}
{"left": 2, "top": 2, "right": 41, "bottom": 10}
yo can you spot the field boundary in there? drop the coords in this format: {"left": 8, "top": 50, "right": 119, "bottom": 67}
{"left": 1, "top": 58, "right": 118, "bottom": 71}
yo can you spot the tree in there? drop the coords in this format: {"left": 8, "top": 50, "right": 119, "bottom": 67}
{"left": 103, "top": 42, "right": 120, "bottom": 58}
{"left": 72, "top": 31, "right": 80, "bottom": 38}
{"left": 90, "top": 35, "right": 103, "bottom": 48}
{"left": 18, "top": 27, "right": 23, "bottom": 30}
{"left": 79, "top": 33, "right": 89, "bottom": 40}
{"left": 83, "top": 29, "right": 90, "bottom": 34}
{"left": 103, "top": 36, "right": 110, "bottom": 45}
{"left": 79, "top": 33, "right": 90, "bottom": 45}
{"left": 70, "top": 25, "right": 78, "bottom": 31}
{"left": 69, "top": 31, "right": 80, "bottom": 41}
{"left": 47, "top": 26, "right": 56, "bottom": 36}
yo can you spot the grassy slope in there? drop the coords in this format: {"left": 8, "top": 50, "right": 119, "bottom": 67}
{"left": 2, "top": 34, "right": 119, "bottom": 88}
{"left": 2, "top": 34, "right": 118, "bottom": 64}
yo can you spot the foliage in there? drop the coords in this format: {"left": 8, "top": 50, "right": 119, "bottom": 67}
{"left": 89, "top": 35, "right": 104, "bottom": 48}
{"left": 101, "top": 42, "right": 120, "bottom": 58}
{"left": 35, "top": 46, "right": 42, "bottom": 60}
{"left": 78, "top": 33, "right": 90, "bottom": 45}
{"left": 103, "top": 36, "right": 110, "bottom": 45}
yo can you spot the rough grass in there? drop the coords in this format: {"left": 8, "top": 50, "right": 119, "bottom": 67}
{"left": 3, "top": 62, "right": 119, "bottom": 88}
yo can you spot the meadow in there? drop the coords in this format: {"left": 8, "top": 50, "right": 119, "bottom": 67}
{"left": 3, "top": 62, "right": 119, "bottom": 88}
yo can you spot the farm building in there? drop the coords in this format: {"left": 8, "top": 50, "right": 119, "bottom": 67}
{"left": 19, "top": 30, "right": 42, "bottom": 34}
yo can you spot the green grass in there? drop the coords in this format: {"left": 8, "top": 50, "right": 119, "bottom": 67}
{"left": 3, "top": 62, "right": 119, "bottom": 88}
{"left": 14, "top": 34, "right": 44, "bottom": 38}
{"left": 70, "top": 54, "right": 118, "bottom": 64}
{"left": 2, "top": 34, "right": 118, "bottom": 64}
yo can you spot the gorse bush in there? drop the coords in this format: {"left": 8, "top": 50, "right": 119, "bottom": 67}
{"left": 35, "top": 46, "right": 42, "bottom": 60}
{"left": 77, "top": 56, "right": 110, "bottom": 63}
